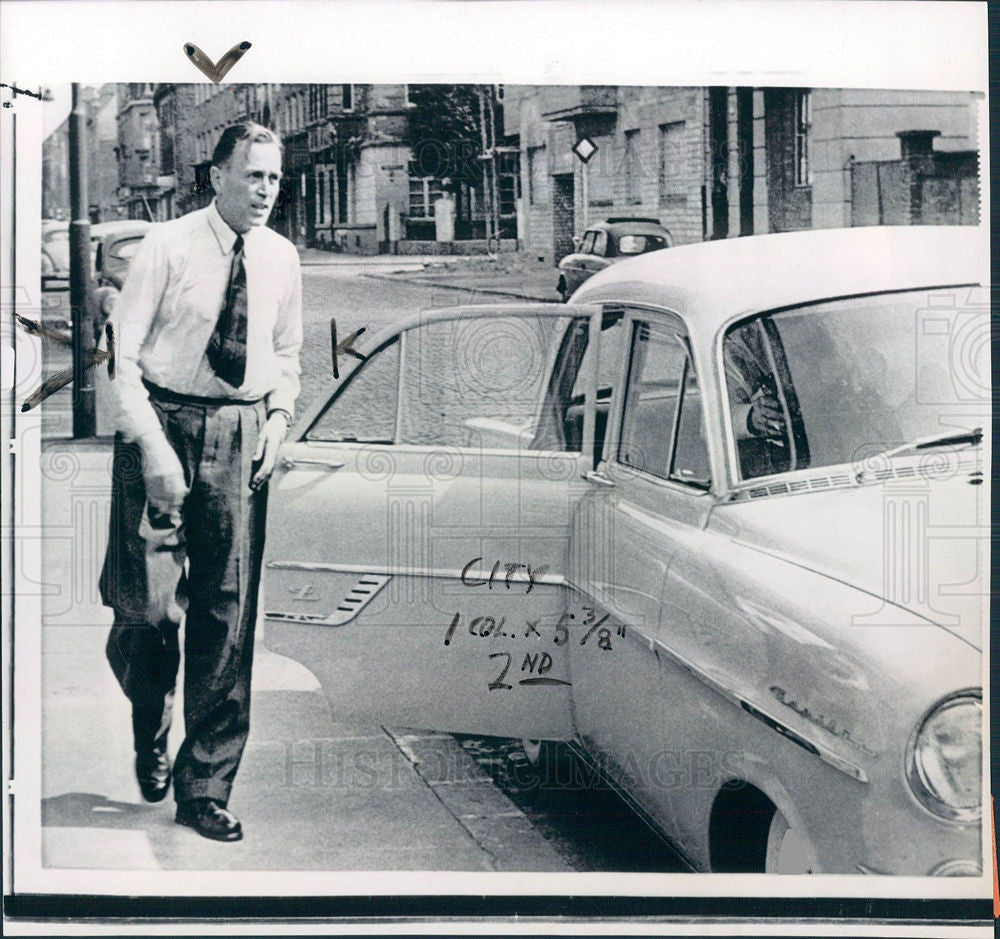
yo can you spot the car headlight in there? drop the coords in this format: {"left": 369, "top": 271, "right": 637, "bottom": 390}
{"left": 101, "top": 290, "right": 118, "bottom": 316}
{"left": 905, "top": 690, "right": 982, "bottom": 823}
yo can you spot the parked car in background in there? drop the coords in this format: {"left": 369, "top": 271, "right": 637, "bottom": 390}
{"left": 91, "top": 219, "right": 151, "bottom": 324}
{"left": 261, "top": 225, "right": 986, "bottom": 876}
{"left": 557, "top": 217, "right": 672, "bottom": 300}
{"left": 39, "top": 219, "right": 150, "bottom": 330}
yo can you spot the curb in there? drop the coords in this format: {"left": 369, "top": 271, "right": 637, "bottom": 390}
{"left": 383, "top": 728, "right": 570, "bottom": 872}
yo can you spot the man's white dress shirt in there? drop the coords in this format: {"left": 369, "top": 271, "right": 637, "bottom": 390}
{"left": 111, "top": 200, "right": 303, "bottom": 443}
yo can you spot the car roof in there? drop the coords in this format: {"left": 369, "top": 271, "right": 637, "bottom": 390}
{"left": 91, "top": 220, "right": 152, "bottom": 239}
{"left": 572, "top": 225, "right": 987, "bottom": 342}
{"left": 586, "top": 219, "right": 669, "bottom": 236}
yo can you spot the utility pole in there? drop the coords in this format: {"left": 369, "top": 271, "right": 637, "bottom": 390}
{"left": 477, "top": 86, "right": 493, "bottom": 249}
{"left": 69, "top": 82, "right": 97, "bottom": 437}
{"left": 487, "top": 87, "right": 501, "bottom": 251}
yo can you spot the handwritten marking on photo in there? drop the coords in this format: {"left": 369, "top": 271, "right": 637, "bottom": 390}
{"left": 17, "top": 317, "right": 115, "bottom": 412}
{"left": 330, "top": 316, "right": 367, "bottom": 380}
{"left": 183, "top": 41, "right": 252, "bottom": 84}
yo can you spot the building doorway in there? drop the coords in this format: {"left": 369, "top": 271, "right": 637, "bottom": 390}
{"left": 708, "top": 86, "right": 729, "bottom": 240}
{"left": 552, "top": 173, "right": 575, "bottom": 263}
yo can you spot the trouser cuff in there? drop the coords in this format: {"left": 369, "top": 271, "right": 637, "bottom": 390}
{"left": 174, "top": 777, "right": 232, "bottom": 805}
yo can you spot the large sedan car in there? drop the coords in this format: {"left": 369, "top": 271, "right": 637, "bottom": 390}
{"left": 262, "top": 226, "right": 987, "bottom": 876}
{"left": 557, "top": 217, "right": 672, "bottom": 300}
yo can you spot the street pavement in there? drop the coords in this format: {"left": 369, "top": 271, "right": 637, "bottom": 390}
{"left": 31, "top": 253, "right": 575, "bottom": 873}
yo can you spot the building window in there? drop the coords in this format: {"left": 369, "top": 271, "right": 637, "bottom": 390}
{"left": 624, "top": 129, "right": 641, "bottom": 204}
{"left": 658, "top": 120, "right": 685, "bottom": 202}
{"left": 316, "top": 169, "right": 326, "bottom": 226}
{"left": 342, "top": 84, "right": 353, "bottom": 111}
{"left": 408, "top": 162, "right": 444, "bottom": 218}
{"left": 330, "top": 168, "right": 340, "bottom": 224}
{"left": 794, "top": 90, "right": 811, "bottom": 186}
{"left": 499, "top": 171, "right": 518, "bottom": 218}
{"left": 527, "top": 146, "right": 545, "bottom": 206}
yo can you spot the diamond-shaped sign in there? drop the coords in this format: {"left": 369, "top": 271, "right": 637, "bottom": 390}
{"left": 572, "top": 136, "right": 598, "bottom": 164}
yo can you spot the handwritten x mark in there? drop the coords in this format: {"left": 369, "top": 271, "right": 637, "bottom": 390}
{"left": 16, "top": 316, "right": 115, "bottom": 412}
{"left": 330, "top": 316, "right": 367, "bottom": 380}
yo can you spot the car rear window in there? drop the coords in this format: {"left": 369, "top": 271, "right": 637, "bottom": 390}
{"left": 618, "top": 234, "right": 667, "bottom": 255}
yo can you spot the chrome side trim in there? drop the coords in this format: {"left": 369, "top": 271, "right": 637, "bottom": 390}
{"left": 562, "top": 575, "right": 869, "bottom": 783}
{"left": 266, "top": 573, "right": 390, "bottom": 627}
{"left": 647, "top": 633, "right": 869, "bottom": 784}
{"left": 266, "top": 559, "right": 567, "bottom": 587}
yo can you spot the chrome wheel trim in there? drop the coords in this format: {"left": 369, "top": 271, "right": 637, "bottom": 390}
{"left": 765, "top": 810, "right": 813, "bottom": 874}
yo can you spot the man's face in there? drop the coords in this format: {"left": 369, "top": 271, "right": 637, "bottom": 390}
{"left": 211, "top": 140, "right": 283, "bottom": 234}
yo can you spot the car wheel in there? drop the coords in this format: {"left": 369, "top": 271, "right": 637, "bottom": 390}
{"left": 556, "top": 274, "right": 569, "bottom": 302}
{"left": 764, "top": 809, "right": 814, "bottom": 874}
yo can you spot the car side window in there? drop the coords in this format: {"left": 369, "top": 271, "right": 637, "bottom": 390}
{"left": 398, "top": 315, "right": 558, "bottom": 448}
{"left": 530, "top": 311, "right": 624, "bottom": 461}
{"left": 672, "top": 361, "right": 711, "bottom": 488}
{"left": 592, "top": 230, "right": 608, "bottom": 257}
{"left": 580, "top": 231, "right": 597, "bottom": 254}
{"left": 306, "top": 336, "right": 400, "bottom": 443}
{"left": 618, "top": 321, "right": 710, "bottom": 488}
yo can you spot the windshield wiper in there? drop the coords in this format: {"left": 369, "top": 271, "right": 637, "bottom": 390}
{"left": 873, "top": 427, "right": 982, "bottom": 461}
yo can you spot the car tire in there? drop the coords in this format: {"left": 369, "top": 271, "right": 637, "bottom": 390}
{"left": 556, "top": 274, "right": 568, "bottom": 303}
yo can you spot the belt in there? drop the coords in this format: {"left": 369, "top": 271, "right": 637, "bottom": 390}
{"left": 143, "top": 378, "right": 263, "bottom": 408}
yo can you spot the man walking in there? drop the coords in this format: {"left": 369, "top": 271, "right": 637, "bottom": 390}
{"left": 100, "top": 122, "right": 302, "bottom": 842}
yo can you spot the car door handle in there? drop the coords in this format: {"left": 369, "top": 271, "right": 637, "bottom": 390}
{"left": 582, "top": 470, "right": 615, "bottom": 487}
{"left": 280, "top": 456, "right": 345, "bottom": 471}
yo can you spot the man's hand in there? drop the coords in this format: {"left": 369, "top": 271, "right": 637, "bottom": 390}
{"left": 138, "top": 432, "right": 187, "bottom": 513}
{"left": 251, "top": 411, "right": 289, "bottom": 491}
{"left": 748, "top": 392, "right": 786, "bottom": 438}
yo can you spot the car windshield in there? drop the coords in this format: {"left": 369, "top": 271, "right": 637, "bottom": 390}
{"left": 723, "top": 288, "right": 985, "bottom": 481}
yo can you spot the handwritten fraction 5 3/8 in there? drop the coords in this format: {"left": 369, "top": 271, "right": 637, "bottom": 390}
{"left": 442, "top": 609, "right": 626, "bottom": 691}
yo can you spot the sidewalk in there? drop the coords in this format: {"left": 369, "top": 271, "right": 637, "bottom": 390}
{"left": 36, "top": 438, "right": 569, "bottom": 872}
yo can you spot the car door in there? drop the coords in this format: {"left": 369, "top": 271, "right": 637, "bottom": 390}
{"left": 263, "top": 304, "right": 604, "bottom": 740}
{"left": 578, "top": 229, "right": 611, "bottom": 284}
{"left": 562, "top": 230, "right": 597, "bottom": 293}
{"left": 568, "top": 309, "right": 715, "bottom": 832}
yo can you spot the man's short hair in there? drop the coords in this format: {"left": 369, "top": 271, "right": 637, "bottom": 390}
{"left": 211, "top": 122, "right": 283, "bottom": 168}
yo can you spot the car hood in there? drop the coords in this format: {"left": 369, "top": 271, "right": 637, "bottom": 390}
{"left": 709, "top": 465, "right": 986, "bottom": 650}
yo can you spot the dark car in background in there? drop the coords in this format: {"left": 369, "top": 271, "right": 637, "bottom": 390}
{"left": 557, "top": 217, "right": 672, "bottom": 300}
{"left": 40, "top": 219, "right": 150, "bottom": 330}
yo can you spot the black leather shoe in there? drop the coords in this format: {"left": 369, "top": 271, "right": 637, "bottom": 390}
{"left": 175, "top": 799, "right": 243, "bottom": 842}
{"left": 135, "top": 749, "right": 171, "bottom": 803}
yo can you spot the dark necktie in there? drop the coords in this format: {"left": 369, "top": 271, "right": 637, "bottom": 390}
{"left": 206, "top": 234, "right": 248, "bottom": 387}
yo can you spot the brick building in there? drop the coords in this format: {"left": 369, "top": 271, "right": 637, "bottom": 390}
{"left": 116, "top": 83, "right": 163, "bottom": 220}
{"left": 503, "top": 85, "right": 980, "bottom": 262}
{"left": 119, "top": 83, "right": 513, "bottom": 254}
{"left": 42, "top": 83, "right": 121, "bottom": 222}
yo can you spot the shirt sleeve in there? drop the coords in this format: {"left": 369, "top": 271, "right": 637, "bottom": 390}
{"left": 109, "top": 226, "right": 170, "bottom": 444}
{"left": 265, "top": 244, "right": 303, "bottom": 419}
